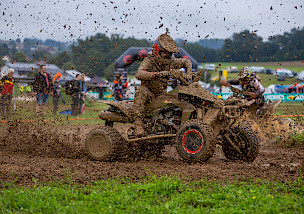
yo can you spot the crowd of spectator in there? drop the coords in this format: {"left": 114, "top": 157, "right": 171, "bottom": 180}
{"left": 113, "top": 73, "right": 128, "bottom": 102}
{"left": 0, "top": 64, "right": 87, "bottom": 119}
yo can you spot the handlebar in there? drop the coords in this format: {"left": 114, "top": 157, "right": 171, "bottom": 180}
{"left": 229, "top": 85, "right": 244, "bottom": 98}
{"left": 167, "top": 69, "right": 201, "bottom": 86}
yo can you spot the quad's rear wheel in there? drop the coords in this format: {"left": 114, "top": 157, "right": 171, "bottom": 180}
{"left": 176, "top": 120, "right": 216, "bottom": 162}
{"left": 85, "top": 126, "right": 123, "bottom": 161}
{"left": 222, "top": 122, "right": 259, "bottom": 162}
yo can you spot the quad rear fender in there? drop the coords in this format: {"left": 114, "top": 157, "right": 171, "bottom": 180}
{"left": 98, "top": 100, "right": 134, "bottom": 123}
{"left": 259, "top": 99, "right": 282, "bottom": 116}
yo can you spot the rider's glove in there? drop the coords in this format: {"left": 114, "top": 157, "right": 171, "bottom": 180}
{"left": 154, "top": 71, "right": 170, "bottom": 78}
{"left": 169, "top": 69, "right": 181, "bottom": 79}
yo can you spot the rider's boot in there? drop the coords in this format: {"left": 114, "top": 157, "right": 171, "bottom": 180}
{"left": 134, "top": 118, "right": 145, "bottom": 137}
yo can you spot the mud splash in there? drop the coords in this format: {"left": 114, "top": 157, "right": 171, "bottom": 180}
{"left": 233, "top": 113, "right": 297, "bottom": 145}
{"left": 0, "top": 122, "right": 303, "bottom": 186}
{"left": 0, "top": 121, "right": 85, "bottom": 159}
{"left": 258, "top": 117, "right": 297, "bottom": 144}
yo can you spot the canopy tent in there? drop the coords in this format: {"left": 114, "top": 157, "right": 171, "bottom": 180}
{"left": 86, "top": 75, "right": 108, "bottom": 87}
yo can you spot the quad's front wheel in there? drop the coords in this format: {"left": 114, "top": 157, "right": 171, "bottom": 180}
{"left": 85, "top": 126, "right": 123, "bottom": 161}
{"left": 222, "top": 122, "right": 259, "bottom": 162}
{"left": 176, "top": 120, "right": 216, "bottom": 162}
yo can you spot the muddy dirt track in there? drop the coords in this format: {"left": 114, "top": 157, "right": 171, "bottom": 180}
{"left": 0, "top": 122, "right": 303, "bottom": 186}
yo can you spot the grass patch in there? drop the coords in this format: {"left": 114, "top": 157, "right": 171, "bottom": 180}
{"left": 9, "top": 91, "right": 109, "bottom": 125}
{"left": 0, "top": 175, "right": 303, "bottom": 213}
{"left": 287, "top": 131, "right": 304, "bottom": 147}
{"left": 205, "top": 62, "right": 303, "bottom": 87}
{"left": 211, "top": 62, "right": 304, "bottom": 73}
{"left": 274, "top": 102, "right": 304, "bottom": 116}
{"left": 126, "top": 62, "right": 303, "bottom": 87}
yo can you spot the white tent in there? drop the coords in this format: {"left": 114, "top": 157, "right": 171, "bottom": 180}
{"left": 65, "top": 70, "right": 91, "bottom": 81}
{"left": 265, "top": 84, "right": 276, "bottom": 93}
{"left": 129, "top": 78, "right": 141, "bottom": 86}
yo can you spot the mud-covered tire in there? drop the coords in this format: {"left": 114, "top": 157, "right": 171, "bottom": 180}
{"left": 175, "top": 120, "right": 216, "bottom": 162}
{"left": 85, "top": 126, "right": 123, "bottom": 161}
{"left": 222, "top": 123, "right": 259, "bottom": 162}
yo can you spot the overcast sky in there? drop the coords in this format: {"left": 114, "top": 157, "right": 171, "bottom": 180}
{"left": 0, "top": 0, "right": 303, "bottom": 43}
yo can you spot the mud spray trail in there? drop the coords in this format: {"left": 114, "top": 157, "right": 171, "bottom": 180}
{"left": 0, "top": 122, "right": 303, "bottom": 186}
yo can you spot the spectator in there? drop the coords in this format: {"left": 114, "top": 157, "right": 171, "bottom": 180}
{"left": 19, "top": 85, "right": 24, "bottom": 94}
{"left": 33, "top": 65, "right": 53, "bottom": 116}
{"left": 26, "top": 85, "right": 32, "bottom": 93}
{"left": 113, "top": 74, "right": 128, "bottom": 101}
{"left": 70, "top": 74, "right": 81, "bottom": 116}
{"left": 0, "top": 68, "right": 14, "bottom": 118}
{"left": 52, "top": 80, "right": 66, "bottom": 114}
{"left": 79, "top": 73, "right": 87, "bottom": 114}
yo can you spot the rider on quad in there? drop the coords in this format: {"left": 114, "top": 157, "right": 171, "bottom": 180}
{"left": 220, "top": 67, "right": 265, "bottom": 107}
{"left": 134, "top": 33, "right": 193, "bottom": 137}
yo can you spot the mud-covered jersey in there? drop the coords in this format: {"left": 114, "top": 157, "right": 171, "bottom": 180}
{"left": 228, "top": 78, "right": 265, "bottom": 97}
{"left": 135, "top": 56, "right": 192, "bottom": 94}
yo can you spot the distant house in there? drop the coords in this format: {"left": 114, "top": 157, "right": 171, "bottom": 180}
{"left": 0, "top": 62, "right": 38, "bottom": 78}
{"left": 0, "top": 62, "right": 73, "bottom": 83}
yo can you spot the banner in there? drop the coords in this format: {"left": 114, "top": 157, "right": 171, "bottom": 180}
{"left": 212, "top": 93, "right": 304, "bottom": 101}
{"left": 103, "top": 91, "right": 304, "bottom": 102}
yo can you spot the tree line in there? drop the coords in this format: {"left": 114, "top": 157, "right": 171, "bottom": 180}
{"left": 2, "top": 27, "right": 303, "bottom": 80}
{"left": 181, "top": 27, "right": 304, "bottom": 63}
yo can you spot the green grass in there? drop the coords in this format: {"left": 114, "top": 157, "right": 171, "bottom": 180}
{"left": 205, "top": 62, "right": 304, "bottom": 87}
{"left": 274, "top": 102, "right": 304, "bottom": 116}
{"left": 212, "top": 62, "right": 304, "bottom": 73}
{"left": 273, "top": 102, "right": 304, "bottom": 128}
{"left": 129, "top": 63, "right": 303, "bottom": 87}
{"left": 287, "top": 131, "right": 304, "bottom": 147}
{"left": 9, "top": 89, "right": 109, "bottom": 125}
{"left": 0, "top": 175, "right": 303, "bottom": 213}
{"left": 12, "top": 101, "right": 108, "bottom": 126}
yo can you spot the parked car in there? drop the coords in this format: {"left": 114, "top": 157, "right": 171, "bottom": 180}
{"left": 225, "top": 66, "right": 238, "bottom": 73}
{"left": 250, "top": 66, "right": 265, "bottom": 73}
{"left": 204, "top": 64, "right": 215, "bottom": 71}
{"left": 274, "top": 68, "right": 294, "bottom": 78}
{"left": 265, "top": 68, "right": 274, "bottom": 74}
{"left": 277, "top": 72, "right": 286, "bottom": 81}
{"left": 296, "top": 71, "right": 304, "bottom": 81}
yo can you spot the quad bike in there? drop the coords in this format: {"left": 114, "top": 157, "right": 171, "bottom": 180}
{"left": 227, "top": 86, "right": 282, "bottom": 119}
{"left": 225, "top": 85, "right": 284, "bottom": 139}
{"left": 85, "top": 70, "right": 269, "bottom": 163}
